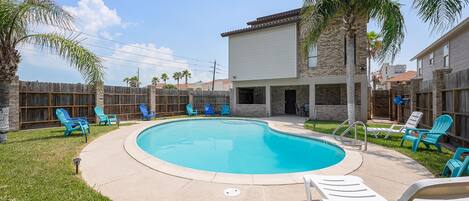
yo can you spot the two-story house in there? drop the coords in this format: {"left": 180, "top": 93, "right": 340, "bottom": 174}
{"left": 221, "top": 8, "right": 368, "bottom": 121}
{"left": 412, "top": 17, "right": 469, "bottom": 80}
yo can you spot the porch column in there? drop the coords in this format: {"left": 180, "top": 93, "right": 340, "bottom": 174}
{"left": 309, "top": 83, "right": 315, "bottom": 120}
{"left": 265, "top": 85, "right": 271, "bottom": 116}
{"left": 360, "top": 79, "right": 368, "bottom": 121}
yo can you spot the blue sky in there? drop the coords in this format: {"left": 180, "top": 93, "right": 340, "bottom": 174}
{"left": 18, "top": 0, "right": 469, "bottom": 86}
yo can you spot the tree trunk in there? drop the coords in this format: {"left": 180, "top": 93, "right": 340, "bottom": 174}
{"left": 0, "top": 48, "right": 20, "bottom": 143}
{"left": 0, "top": 81, "right": 10, "bottom": 143}
{"left": 346, "top": 34, "right": 356, "bottom": 124}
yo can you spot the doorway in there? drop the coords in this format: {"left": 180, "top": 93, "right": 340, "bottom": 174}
{"left": 285, "top": 90, "right": 296, "bottom": 115}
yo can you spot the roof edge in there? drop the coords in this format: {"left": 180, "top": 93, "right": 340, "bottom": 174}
{"left": 410, "top": 17, "right": 469, "bottom": 61}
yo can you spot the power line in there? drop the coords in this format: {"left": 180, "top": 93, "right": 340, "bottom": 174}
{"left": 32, "top": 28, "right": 215, "bottom": 64}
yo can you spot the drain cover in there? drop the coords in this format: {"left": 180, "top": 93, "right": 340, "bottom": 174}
{"left": 224, "top": 188, "right": 240, "bottom": 197}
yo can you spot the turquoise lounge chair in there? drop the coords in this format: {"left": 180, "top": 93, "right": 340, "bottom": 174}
{"left": 220, "top": 104, "right": 230, "bottom": 116}
{"left": 442, "top": 147, "right": 469, "bottom": 177}
{"left": 400, "top": 114, "right": 453, "bottom": 152}
{"left": 59, "top": 108, "right": 88, "bottom": 125}
{"left": 204, "top": 104, "right": 215, "bottom": 116}
{"left": 139, "top": 103, "right": 156, "bottom": 120}
{"left": 94, "top": 106, "right": 118, "bottom": 126}
{"left": 186, "top": 104, "right": 198, "bottom": 116}
{"left": 56, "top": 108, "right": 90, "bottom": 136}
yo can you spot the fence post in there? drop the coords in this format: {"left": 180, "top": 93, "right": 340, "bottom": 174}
{"left": 149, "top": 85, "right": 156, "bottom": 114}
{"left": 432, "top": 69, "right": 451, "bottom": 120}
{"left": 409, "top": 77, "right": 421, "bottom": 112}
{"left": 95, "top": 83, "right": 104, "bottom": 123}
{"left": 8, "top": 76, "right": 20, "bottom": 131}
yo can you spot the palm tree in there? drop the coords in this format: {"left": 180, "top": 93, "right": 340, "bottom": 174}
{"left": 172, "top": 72, "right": 182, "bottom": 85}
{"left": 128, "top": 76, "right": 140, "bottom": 87}
{"left": 413, "top": 0, "right": 469, "bottom": 32}
{"left": 123, "top": 77, "right": 130, "bottom": 87}
{"left": 0, "top": 0, "right": 104, "bottom": 143}
{"left": 151, "top": 76, "right": 160, "bottom": 86}
{"left": 160, "top": 73, "right": 169, "bottom": 84}
{"left": 301, "top": 0, "right": 404, "bottom": 124}
{"left": 367, "top": 31, "right": 382, "bottom": 85}
{"left": 181, "top": 69, "right": 191, "bottom": 84}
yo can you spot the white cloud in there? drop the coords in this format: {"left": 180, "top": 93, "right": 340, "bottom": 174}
{"left": 63, "top": 0, "right": 122, "bottom": 34}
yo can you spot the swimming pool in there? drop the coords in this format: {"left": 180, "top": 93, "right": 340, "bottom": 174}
{"left": 136, "top": 119, "right": 345, "bottom": 174}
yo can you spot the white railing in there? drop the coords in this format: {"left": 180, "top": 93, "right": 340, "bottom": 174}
{"left": 332, "top": 120, "right": 368, "bottom": 151}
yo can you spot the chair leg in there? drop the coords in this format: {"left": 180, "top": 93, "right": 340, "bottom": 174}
{"left": 303, "top": 178, "right": 312, "bottom": 201}
{"left": 412, "top": 139, "right": 420, "bottom": 152}
{"left": 442, "top": 165, "right": 450, "bottom": 176}
{"left": 400, "top": 137, "right": 405, "bottom": 147}
{"left": 451, "top": 167, "right": 461, "bottom": 177}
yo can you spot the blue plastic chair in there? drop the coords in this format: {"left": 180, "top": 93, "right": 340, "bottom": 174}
{"left": 139, "top": 103, "right": 155, "bottom": 120}
{"left": 220, "top": 104, "right": 230, "bottom": 116}
{"left": 56, "top": 109, "right": 90, "bottom": 136}
{"left": 400, "top": 114, "right": 453, "bottom": 152}
{"left": 204, "top": 104, "right": 215, "bottom": 116}
{"left": 94, "top": 106, "right": 118, "bottom": 126}
{"left": 186, "top": 104, "right": 198, "bottom": 116}
{"left": 59, "top": 108, "right": 88, "bottom": 125}
{"left": 442, "top": 147, "right": 469, "bottom": 177}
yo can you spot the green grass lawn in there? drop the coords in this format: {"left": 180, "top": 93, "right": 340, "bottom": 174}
{"left": 304, "top": 120, "right": 453, "bottom": 176}
{"left": 0, "top": 123, "right": 135, "bottom": 201}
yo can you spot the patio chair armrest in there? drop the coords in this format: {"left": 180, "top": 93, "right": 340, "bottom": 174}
{"left": 406, "top": 127, "right": 429, "bottom": 133}
{"left": 453, "top": 148, "right": 469, "bottom": 159}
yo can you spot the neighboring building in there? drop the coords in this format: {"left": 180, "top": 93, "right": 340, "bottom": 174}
{"left": 373, "top": 63, "right": 407, "bottom": 90}
{"left": 412, "top": 17, "right": 469, "bottom": 80}
{"left": 385, "top": 71, "right": 416, "bottom": 88}
{"left": 175, "top": 79, "right": 232, "bottom": 91}
{"left": 221, "top": 9, "right": 368, "bottom": 121}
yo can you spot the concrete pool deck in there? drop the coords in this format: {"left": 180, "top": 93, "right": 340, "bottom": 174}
{"left": 80, "top": 116, "right": 433, "bottom": 201}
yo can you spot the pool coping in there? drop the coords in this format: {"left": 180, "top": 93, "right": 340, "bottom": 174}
{"left": 123, "top": 117, "right": 363, "bottom": 185}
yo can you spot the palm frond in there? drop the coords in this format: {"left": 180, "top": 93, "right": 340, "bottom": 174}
{"left": 25, "top": 33, "right": 104, "bottom": 84}
{"left": 300, "top": 0, "right": 342, "bottom": 53}
{"left": 367, "top": 0, "right": 405, "bottom": 62}
{"left": 413, "top": 0, "right": 469, "bottom": 32}
{"left": 17, "top": 0, "right": 73, "bottom": 29}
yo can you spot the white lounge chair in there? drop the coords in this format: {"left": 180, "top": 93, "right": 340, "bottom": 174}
{"left": 367, "top": 111, "right": 423, "bottom": 139}
{"left": 304, "top": 175, "right": 469, "bottom": 201}
{"left": 398, "top": 176, "right": 469, "bottom": 201}
{"left": 303, "top": 175, "right": 386, "bottom": 201}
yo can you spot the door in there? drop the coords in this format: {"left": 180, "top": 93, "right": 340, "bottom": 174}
{"left": 285, "top": 90, "right": 296, "bottom": 115}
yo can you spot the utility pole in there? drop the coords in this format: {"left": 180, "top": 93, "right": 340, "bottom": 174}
{"left": 137, "top": 67, "right": 140, "bottom": 87}
{"left": 211, "top": 60, "right": 216, "bottom": 91}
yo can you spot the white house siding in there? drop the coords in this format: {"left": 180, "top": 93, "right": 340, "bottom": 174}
{"left": 228, "top": 24, "right": 297, "bottom": 81}
{"left": 449, "top": 29, "right": 469, "bottom": 73}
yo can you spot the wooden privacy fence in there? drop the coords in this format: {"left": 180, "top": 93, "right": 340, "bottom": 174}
{"left": 192, "top": 91, "right": 230, "bottom": 113}
{"left": 14, "top": 81, "right": 230, "bottom": 130}
{"left": 442, "top": 70, "right": 469, "bottom": 147}
{"left": 19, "top": 81, "right": 95, "bottom": 129}
{"left": 155, "top": 89, "right": 189, "bottom": 116}
{"left": 371, "top": 90, "right": 390, "bottom": 118}
{"left": 103, "top": 86, "right": 149, "bottom": 121}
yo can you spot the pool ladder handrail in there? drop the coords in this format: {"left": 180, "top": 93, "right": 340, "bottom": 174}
{"left": 332, "top": 120, "right": 368, "bottom": 151}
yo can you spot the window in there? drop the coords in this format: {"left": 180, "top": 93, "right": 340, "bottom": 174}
{"left": 308, "top": 45, "right": 317, "bottom": 68}
{"left": 237, "top": 87, "right": 265, "bottom": 104}
{"left": 429, "top": 52, "right": 434, "bottom": 65}
{"left": 417, "top": 59, "right": 423, "bottom": 76}
{"left": 443, "top": 44, "right": 449, "bottom": 68}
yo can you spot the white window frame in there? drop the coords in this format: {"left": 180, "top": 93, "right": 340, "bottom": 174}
{"left": 429, "top": 52, "right": 434, "bottom": 65}
{"left": 308, "top": 45, "right": 318, "bottom": 68}
{"left": 443, "top": 44, "right": 449, "bottom": 68}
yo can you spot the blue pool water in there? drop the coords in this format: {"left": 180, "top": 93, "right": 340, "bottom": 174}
{"left": 137, "top": 119, "right": 345, "bottom": 174}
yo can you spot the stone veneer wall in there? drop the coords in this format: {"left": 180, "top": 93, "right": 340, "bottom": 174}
{"left": 297, "top": 17, "right": 367, "bottom": 77}
{"left": 8, "top": 76, "right": 19, "bottom": 131}
{"left": 270, "top": 85, "right": 309, "bottom": 115}
{"left": 315, "top": 105, "right": 362, "bottom": 121}
{"left": 234, "top": 104, "right": 266, "bottom": 117}
{"left": 315, "top": 84, "right": 361, "bottom": 105}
